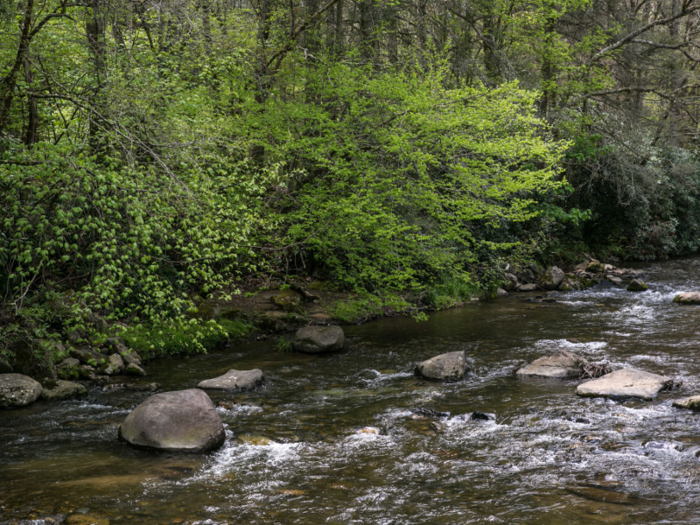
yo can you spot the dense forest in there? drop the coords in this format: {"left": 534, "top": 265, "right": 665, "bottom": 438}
{"left": 3, "top": 0, "right": 700, "bottom": 361}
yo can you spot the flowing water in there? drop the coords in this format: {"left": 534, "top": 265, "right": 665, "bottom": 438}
{"left": 4, "top": 258, "right": 700, "bottom": 524}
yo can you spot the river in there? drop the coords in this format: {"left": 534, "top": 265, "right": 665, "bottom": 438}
{"left": 3, "top": 258, "right": 700, "bottom": 524}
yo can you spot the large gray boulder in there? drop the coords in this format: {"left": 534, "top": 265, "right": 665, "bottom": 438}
{"left": 415, "top": 350, "right": 469, "bottom": 381}
{"left": 198, "top": 369, "right": 264, "bottom": 392}
{"left": 293, "top": 326, "right": 345, "bottom": 354}
{"left": 539, "top": 266, "right": 565, "bottom": 291}
{"left": 118, "top": 389, "right": 225, "bottom": 452}
{"left": 516, "top": 350, "right": 588, "bottom": 379}
{"left": 41, "top": 379, "right": 87, "bottom": 401}
{"left": 673, "top": 292, "right": 700, "bottom": 304}
{"left": 576, "top": 368, "right": 671, "bottom": 400}
{"left": 672, "top": 396, "right": 700, "bottom": 411}
{"left": 0, "top": 373, "right": 43, "bottom": 408}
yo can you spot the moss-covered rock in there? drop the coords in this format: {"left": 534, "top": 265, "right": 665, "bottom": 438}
{"left": 627, "top": 279, "right": 648, "bottom": 292}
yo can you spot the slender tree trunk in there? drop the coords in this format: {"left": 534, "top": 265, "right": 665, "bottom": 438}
{"left": 0, "top": 0, "right": 34, "bottom": 140}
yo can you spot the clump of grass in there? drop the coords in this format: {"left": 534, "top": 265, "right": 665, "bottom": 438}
{"left": 328, "top": 293, "right": 415, "bottom": 323}
{"left": 421, "top": 274, "right": 476, "bottom": 310}
{"left": 276, "top": 337, "right": 294, "bottom": 353}
{"left": 122, "top": 318, "right": 253, "bottom": 359}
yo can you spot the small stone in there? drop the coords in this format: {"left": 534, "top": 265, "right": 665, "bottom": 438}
{"left": 606, "top": 275, "right": 623, "bottom": 286}
{"left": 70, "top": 347, "right": 110, "bottom": 369}
{"left": 103, "top": 353, "right": 124, "bottom": 376}
{"left": 517, "top": 283, "right": 538, "bottom": 292}
{"left": 197, "top": 369, "right": 264, "bottom": 391}
{"left": 125, "top": 363, "right": 147, "bottom": 376}
{"left": 586, "top": 260, "right": 604, "bottom": 273}
{"left": 120, "top": 349, "right": 142, "bottom": 367}
{"left": 496, "top": 287, "right": 509, "bottom": 297}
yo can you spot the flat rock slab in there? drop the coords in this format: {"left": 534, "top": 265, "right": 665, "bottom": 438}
{"left": 293, "top": 325, "right": 345, "bottom": 354}
{"left": 198, "top": 369, "right": 264, "bottom": 391}
{"left": 119, "top": 389, "right": 225, "bottom": 453}
{"left": 415, "top": 351, "right": 469, "bottom": 382}
{"left": 576, "top": 368, "right": 671, "bottom": 400}
{"left": 672, "top": 395, "right": 700, "bottom": 410}
{"left": 674, "top": 292, "right": 700, "bottom": 304}
{"left": 0, "top": 373, "right": 43, "bottom": 408}
{"left": 516, "top": 350, "right": 588, "bottom": 379}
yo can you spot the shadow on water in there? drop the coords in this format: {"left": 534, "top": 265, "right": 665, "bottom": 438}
{"left": 4, "top": 258, "right": 700, "bottom": 523}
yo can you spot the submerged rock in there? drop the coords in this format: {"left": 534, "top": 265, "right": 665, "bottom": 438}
{"left": 293, "top": 325, "right": 345, "bottom": 354}
{"left": 411, "top": 407, "right": 450, "bottom": 419}
{"left": 118, "top": 389, "right": 225, "bottom": 453}
{"left": 516, "top": 350, "right": 589, "bottom": 379}
{"left": 198, "top": 369, "right": 264, "bottom": 391}
{"left": 673, "top": 292, "right": 700, "bottom": 304}
{"left": 672, "top": 396, "right": 700, "bottom": 411}
{"left": 41, "top": 379, "right": 87, "bottom": 401}
{"left": 125, "top": 363, "right": 147, "bottom": 376}
{"left": 517, "top": 283, "right": 538, "bottom": 292}
{"left": 415, "top": 350, "right": 469, "bottom": 381}
{"left": 0, "top": 373, "right": 43, "bottom": 408}
{"left": 576, "top": 368, "right": 672, "bottom": 400}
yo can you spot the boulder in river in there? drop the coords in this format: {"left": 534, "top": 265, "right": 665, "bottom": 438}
{"left": 41, "top": 379, "right": 87, "bottom": 401}
{"left": 576, "top": 368, "right": 672, "bottom": 400}
{"left": 415, "top": 350, "right": 469, "bottom": 381}
{"left": 198, "top": 369, "right": 264, "bottom": 391}
{"left": 516, "top": 350, "right": 588, "bottom": 379}
{"left": 0, "top": 373, "right": 43, "bottom": 408}
{"left": 672, "top": 396, "right": 700, "bottom": 411}
{"left": 118, "top": 389, "right": 225, "bottom": 453}
{"left": 673, "top": 292, "right": 700, "bottom": 304}
{"left": 293, "top": 325, "right": 345, "bottom": 354}
{"left": 539, "top": 266, "right": 565, "bottom": 291}
{"left": 627, "top": 279, "right": 648, "bottom": 292}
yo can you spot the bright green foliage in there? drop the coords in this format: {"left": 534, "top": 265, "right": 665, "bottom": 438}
{"left": 328, "top": 294, "right": 416, "bottom": 324}
{"left": 0, "top": 142, "right": 275, "bottom": 332}
{"left": 122, "top": 318, "right": 252, "bottom": 359}
{"left": 254, "top": 56, "right": 569, "bottom": 292}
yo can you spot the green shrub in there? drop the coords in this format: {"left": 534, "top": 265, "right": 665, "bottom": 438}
{"left": 121, "top": 318, "right": 252, "bottom": 358}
